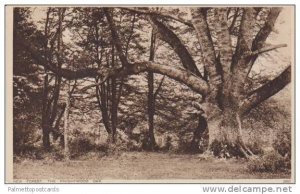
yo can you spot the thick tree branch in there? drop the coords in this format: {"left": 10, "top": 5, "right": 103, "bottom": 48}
{"left": 15, "top": 29, "right": 209, "bottom": 95}
{"left": 231, "top": 8, "right": 256, "bottom": 71}
{"left": 214, "top": 8, "right": 233, "bottom": 79}
{"left": 246, "top": 8, "right": 283, "bottom": 77}
{"left": 190, "top": 8, "right": 222, "bottom": 99}
{"left": 135, "top": 61, "right": 208, "bottom": 95}
{"left": 229, "top": 8, "right": 258, "bottom": 101}
{"left": 80, "top": 61, "right": 209, "bottom": 96}
{"left": 240, "top": 65, "right": 291, "bottom": 116}
{"left": 149, "top": 16, "right": 203, "bottom": 78}
{"left": 252, "top": 7, "right": 283, "bottom": 51}
{"left": 229, "top": 8, "right": 283, "bottom": 103}
{"left": 239, "top": 8, "right": 256, "bottom": 51}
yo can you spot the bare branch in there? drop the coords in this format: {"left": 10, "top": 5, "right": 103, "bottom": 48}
{"left": 240, "top": 65, "right": 291, "bottom": 116}
{"left": 249, "top": 44, "right": 287, "bottom": 56}
{"left": 104, "top": 8, "right": 129, "bottom": 66}
{"left": 229, "top": 8, "right": 240, "bottom": 33}
{"left": 154, "top": 75, "right": 165, "bottom": 99}
{"left": 120, "top": 7, "right": 194, "bottom": 28}
{"left": 78, "top": 67, "right": 125, "bottom": 92}
{"left": 15, "top": 30, "right": 108, "bottom": 79}
{"left": 246, "top": 8, "right": 283, "bottom": 77}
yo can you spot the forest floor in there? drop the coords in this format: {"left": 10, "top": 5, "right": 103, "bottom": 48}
{"left": 13, "top": 152, "right": 291, "bottom": 182}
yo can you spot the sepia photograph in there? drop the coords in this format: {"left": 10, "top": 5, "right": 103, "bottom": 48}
{"left": 6, "top": 5, "right": 294, "bottom": 183}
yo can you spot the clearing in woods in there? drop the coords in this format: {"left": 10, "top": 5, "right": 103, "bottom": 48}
{"left": 13, "top": 152, "right": 290, "bottom": 181}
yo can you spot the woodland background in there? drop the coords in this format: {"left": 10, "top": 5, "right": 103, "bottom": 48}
{"left": 12, "top": 6, "right": 292, "bottom": 180}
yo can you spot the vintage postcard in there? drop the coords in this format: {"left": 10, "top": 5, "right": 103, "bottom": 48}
{"left": 5, "top": 5, "right": 295, "bottom": 183}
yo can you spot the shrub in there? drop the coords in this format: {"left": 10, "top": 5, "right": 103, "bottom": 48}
{"left": 69, "top": 137, "right": 95, "bottom": 157}
{"left": 163, "top": 136, "right": 172, "bottom": 151}
{"left": 247, "top": 150, "right": 289, "bottom": 172}
{"left": 272, "top": 129, "right": 291, "bottom": 171}
{"left": 126, "top": 140, "right": 142, "bottom": 151}
{"left": 273, "top": 130, "right": 291, "bottom": 159}
{"left": 210, "top": 140, "right": 241, "bottom": 158}
{"left": 13, "top": 145, "right": 44, "bottom": 161}
{"left": 13, "top": 119, "right": 41, "bottom": 155}
{"left": 96, "top": 144, "right": 110, "bottom": 153}
{"left": 177, "top": 137, "right": 195, "bottom": 153}
{"left": 246, "top": 141, "right": 264, "bottom": 156}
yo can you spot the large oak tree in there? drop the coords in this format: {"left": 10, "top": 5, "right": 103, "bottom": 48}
{"left": 14, "top": 7, "right": 291, "bottom": 157}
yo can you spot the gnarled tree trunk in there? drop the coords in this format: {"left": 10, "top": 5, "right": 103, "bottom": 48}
{"left": 204, "top": 104, "right": 252, "bottom": 158}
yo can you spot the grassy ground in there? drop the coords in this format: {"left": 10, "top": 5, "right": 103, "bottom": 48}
{"left": 13, "top": 152, "right": 290, "bottom": 181}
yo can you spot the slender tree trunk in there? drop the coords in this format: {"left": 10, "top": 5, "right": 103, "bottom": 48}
{"left": 111, "top": 77, "right": 118, "bottom": 143}
{"left": 49, "top": 76, "right": 62, "bottom": 124}
{"left": 190, "top": 111, "right": 208, "bottom": 153}
{"left": 147, "top": 72, "right": 156, "bottom": 150}
{"left": 41, "top": 8, "right": 65, "bottom": 150}
{"left": 41, "top": 8, "right": 51, "bottom": 150}
{"left": 147, "top": 28, "right": 157, "bottom": 150}
{"left": 42, "top": 74, "right": 50, "bottom": 149}
{"left": 95, "top": 83, "right": 112, "bottom": 134}
{"left": 53, "top": 103, "right": 66, "bottom": 131}
{"left": 94, "top": 25, "right": 112, "bottom": 135}
{"left": 63, "top": 81, "right": 71, "bottom": 160}
{"left": 52, "top": 103, "right": 66, "bottom": 147}
{"left": 110, "top": 45, "right": 118, "bottom": 143}
{"left": 49, "top": 8, "right": 64, "bottom": 125}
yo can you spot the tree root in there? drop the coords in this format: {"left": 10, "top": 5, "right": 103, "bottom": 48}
{"left": 238, "top": 145, "right": 250, "bottom": 159}
{"left": 237, "top": 143, "right": 255, "bottom": 159}
{"left": 235, "top": 113, "right": 254, "bottom": 159}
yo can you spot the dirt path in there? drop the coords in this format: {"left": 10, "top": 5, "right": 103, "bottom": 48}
{"left": 13, "top": 152, "right": 290, "bottom": 182}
